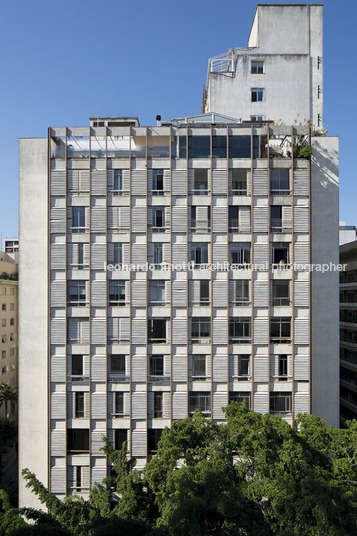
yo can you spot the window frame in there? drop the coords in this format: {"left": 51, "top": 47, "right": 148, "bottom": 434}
{"left": 251, "top": 60, "right": 264, "bottom": 74}
{"left": 251, "top": 87, "right": 264, "bottom": 102}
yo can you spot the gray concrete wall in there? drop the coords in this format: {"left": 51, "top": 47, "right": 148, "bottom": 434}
{"left": 311, "top": 136, "right": 339, "bottom": 427}
{"left": 19, "top": 138, "right": 48, "bottom": 507}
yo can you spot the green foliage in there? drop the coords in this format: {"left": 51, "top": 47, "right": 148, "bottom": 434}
{"left": 0, "top": 384, "right": 18, "bottom": 420}
{"left": 5, "top": 407, "right": 357, "bottom": 536}
{"left": 293, "top": 144, "right": 313, "bottom": 159}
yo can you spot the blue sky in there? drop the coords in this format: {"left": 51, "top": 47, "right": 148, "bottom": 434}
{"left": 0, "top": 0, "right": 356, "bottom": 242}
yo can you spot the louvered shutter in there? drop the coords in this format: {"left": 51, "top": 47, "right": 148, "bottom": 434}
{"left": 172, "top": 318, "right": 187, "bottom": 345}
{"left": 212, "top": 205, "right": 227, "bottom": 233}
{"left": 131, "top": 170, "right": 147, "bottom": 196}
{"left": 253, "top": 169, "right": 268, "bottom": 196}
{"left": 253, "top": 317, "right": 269, "bottom": 345}
{"left": 172, "top": 392, "right": 187, "bottom": 419}
{"left": 293, "top": 169, "right": 309, "bottom": 196}
{"left": 212, "top": 169, "right": 228, "bottom": 195}
{"left": 91, "top": 170, "right": 106, "bottom": 195}
{"left": 212, "top": 392, "right": 227, "bottom": 419}
{"left": 171, "top": 206, "right": 187, "bottom": 233}
{"left": 253, "top": 392, "right": 269, "bottom": 414}
{"left": 294, "top": 206, "right": 309, "bottom": 233}
{"left": 50, "top": 170, "right": 66, "bottom": 196}
{"left": 131, "top": 206, "right": 147, "bottom": 233}
{"left": 172, "top": 170, "right": 187, "bottom": 195}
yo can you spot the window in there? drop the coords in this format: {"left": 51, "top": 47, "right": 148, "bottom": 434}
{"left": 189, "top": 392, "right": 210, "bottom": 414}
{"left": 72, "top": 355, "right": 83, "bottom": 376}
{"left": 72, "top": 207, "right": 86, "bottom": 233}
{"left": 109, "top": 281, "right": 126, "bottom": 306}
{"left": 270, "top": 206, "right": 282, "bottom": 231}
{"left": 68, "top": 280, "right": 86, "bottom": 306}
{"left": 270, "top": 317, "right": 291, "bottom": 343}
{"left": 270, "top": 392, "right": 292, "bottom": 413}
{"left": 251, "top": 60, "right": 264, "bottom": 74}
{"left": 191, "top": 244, "right": 208, "bottom": 265}
{"left": 192, "top": 355, "right": 206, "bottom": 378}
{"left": 232, "top": 169, "right": 247, "bottom": 195}
{"left": 10, "top": 303, "right": 14, "bottom": 311}
{"left": 251, "top": 88, "right": 264, "bottom": 102}
{"left": 75, "top": 392, "right": 85, "bottom": 418}
{"left": 113, "top": 169, "right": 123, "bottom": 195}
{"left": 1, "top": 304, "right": 5, "bottom": 311}
{"left": 77, "top": 243, "right": 84, "bottom": 268}
{"left": 229, "top": 318, "right": 251, "bottom": 341}
{"left": 270, "top": 169, "right": 289, "bottom": 194}
{"left": 1, "top": 366, "right": 6, "bottom": 374}
{"left": 1, "top": 319, "right": 6, "bottom": 327}
{"left": 153, "top": 169, "right": 164, "bottom": 195}
{"left": 200, "top": 280, "right": 210, "bottom": 305}
{"left": 149, "top": 281, "right": 166, "bottom": 305}
{"left": 75, "top": 466, "right": 82, "bottom": 491}
{"left": 9, "top": 334, "right": 14, "bottom": 342}
{"left": 148, "top": 319, "right": 166, "bottom": 343}
{"left": 114, "top": 392, "right": 124, "bottom": 415}
{"left": 110, "top": 354, "right": 126, "bottom": 375}
{"left": 272, "top": 280, "right": 290, "bottom": 306}
{"left": 1, "top": 336, "right": 7, "bottom": 343}
{"left": 148, "top": 429, "right": 162, "bottom": 453}
{"left": 229, "top": 392, "right": 251, "bottom": 409}
{"left": 231, "top": 244, "right": 250, "bottom": 265}
{"left": 153, "top": 207, "right": 165, "bottom": 231}
{"left": 278, "top": 355, "right": 288, "bottom": 380}
{"left": 191, "top": 206, "right": 196, "bottom": 230}
{"left": 194, "top": 169, "right": 208, "bottom": 195}
{"left": 114, "top": 243, "right": 122, "bottom": 265}
{"left": 272, "top": 243, "right": 289, "bottom": 264}
{"left": 9, "top": 348, "right": 15, "bottom": 357}
{"left": 192, "top": 318, "right": 210, "bottom": 342}
{"left": 150, "top": 355, "right": 164, "bottom": 376}
{"left": 154, "top": 392, "right": 163, "bottom": 417}
{"left": 179, "top": 136, "right": 259, "bottom": 159}
{"left": 67, "top": 429, "right": 89, "bottom": 452}
{"left": 250, "top": 115, "right": 265, "bottom": 122}
{"left": 1, "top": 351, "right": 6, "bottom": 359}
{"left": 154, "top": 243, "right": 163, "bottom": 265}
{"left": 238, "top": 355, "right": 250, "bottom": 380}
{"left": 229, "top": 206, "right": 239, "bottom": 231}
{"left": 233, "top": 280, "right": 249, "bottom": 305}
{"left": 115, "top": 429, "right": 127, "bottom": 451}
{"left": 212, "top": 135, "right": 227, "bottom": 158}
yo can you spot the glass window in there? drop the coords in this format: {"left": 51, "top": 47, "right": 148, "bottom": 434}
{"left": 75, "top": 392, "right": 85, "bottom": 418}
{"left": 191, "top": 244, "right": 208, "bottom": 265}
{"left": 234, "top": 280, "right": 249, "bottom": 305}
{"left": 1, "top": 304, "right": 5, "bottom": 311}
{"left": 148, "top": 319, "right": 166, "bottom": 343}
{"left": 270, "top": 318, "right": 291, "bottom": 342}
{"left": 68, "top": 280, "right": 86, "bottom": 306}
{"left": 192, "top": 318, "right": 210, "bottom": 341}
{"left": 153, "top": 207, "right": 165, "bottom": 231}
{"left": 153, "top": 169, "right": 164, "bottom": 195}
{"left": 229, "top": 206, "right": 239, "bottom": 231}
{"left": 270, "top": 169, "right": 289, "bottom": 193}
{"left": 2, "top": 319, "right": 6, "bottom": 327}
{"left": 200, "top": 280, "right": 210, "bottom": 305}
{"left": 115, "top": 392, "right": 124, "bottom": 415}
{"left": 232, "top": 169, "right": 247, "bottom": 195}
{"left": 194, "top": 169, "right": 208, "bottom": 194}
{"left": 270, "top": 392, "right": 292, "bottom": 413}
{"left": 231, "top": 244, "right": 250, "bottom": 265}
{"left": 229, "top": 391, "right": 251, "bottom": 409}
{"left": 251, "top": 60, "right": 264, "bottom": 74}
{"left": 278, "top": 355, "right": 288, "bottom": 380}
{"left": 115, "top": 429, "right": 127, "bottom": 450}
{"left": 229, "top": 318, "right": 251, "bottom": 340}
{"left": 150, "top": 355, "right": 164, "bottom": 376}
{"left": 192, "top": 355, "right": 206, "bottom": 378}
{"left": 109, "top": 281, "right": 126, "bottom": 305}
{"left": 110, "top": 354, "right": 126, "bottom": 374}
{"left": 272, "top": 243, "right": 289, "bottom": 264}
{"left": 251, "top": 88, "right": 264, "bottom": 102}
{"left": 72, "top": 207, "right": 86, "bottom": 233}
{"left": 212, "top": 135, "right": 227, "bottom": 158}
{"left": 67, "top": 429, "right": 89, "bottom": 452}
{"left": 72, "top": 355, "right": 83, "bottom": 376}
{"left": 149, "top": 281, "right": 166, "bottom": 304}
{"left": 238, "top": 355, "right": 250, "bottom": 379}
{"left": 154, "top": 392, "right": 163, "bottom": 417}
{"left": 154, "top": 243, "right": 163, "bottom": 264}
{"left": 272, "top": 280, "right": 290, "bottom": 306}
{"left": 189, "top": 392, "right": 210, "bottom": 414}
{"left": 1, "top": 351, "right": 6, "bottom": 359}
{"left": 148, "top": 429, "right": 162, "bottom": 453}
{"left": 113, "top": 169, "right": 123, "bottom": 194}
{"left": 114, "top": 243, "right": 122, "bottom": 265}
{"left": 270, "top": 206, "right": 282, "bottom": 230}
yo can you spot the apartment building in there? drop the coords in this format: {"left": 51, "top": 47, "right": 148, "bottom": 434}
{"left": 340, "top": 240, "right": 357, "bottom": 425}
{"left": 203, "top": 4, "right": 323, "bottom": 127}
{"left": 19, "top": 4, "right": 339, "bottom": 507}
{"left": 0, "top": 252, "right": 18, "bottom": 408}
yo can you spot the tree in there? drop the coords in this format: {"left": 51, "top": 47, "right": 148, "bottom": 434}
{"left": 0, "top": 384, "right": 18, "bottom": 420}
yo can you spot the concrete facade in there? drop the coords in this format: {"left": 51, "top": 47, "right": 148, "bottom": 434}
{"left": 204, "top": 4, "right": 323, "bottom": 128}
{"left": 0, "top": 252, "right": 18, "bottom": 398}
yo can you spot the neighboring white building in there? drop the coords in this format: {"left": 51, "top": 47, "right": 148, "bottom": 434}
{"left": 203, "top": 4, "right": 323, "bottom": 128}
{"left": 19, "top": 4, "right": 339, "bottom": 508}
{"left": 339, "top": 223, "right": 357, "bottom": 246}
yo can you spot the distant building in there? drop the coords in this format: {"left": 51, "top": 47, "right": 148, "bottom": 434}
{"left": 339, "top": 223, "right": 357, "bottom": 246}
{"left": 203, "top": 4, "right": 323, "bottom": 128}
{"left": 0, "top": 251, "right": 18, "bottom": 402}
{"left": 340, "top": 240, "right": 357, "bottom": 425}
{"left": 4, "top": 238, "right": 19, "bottom": 264}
